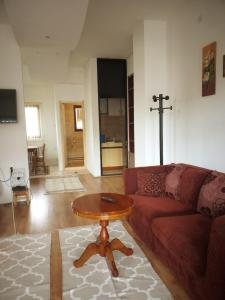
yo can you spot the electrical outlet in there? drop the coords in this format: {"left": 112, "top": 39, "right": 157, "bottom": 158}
{"left": 11, "top": 168, "right": 26, "bottom": 187}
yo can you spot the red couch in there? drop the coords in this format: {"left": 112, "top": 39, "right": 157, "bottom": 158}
{"left": 123, "top": 164, "right": 225, "bottom": 300}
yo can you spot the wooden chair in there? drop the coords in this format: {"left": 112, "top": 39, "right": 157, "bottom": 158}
{"left": 12, "top": 187, "right": 30, "bottom": 206}
{"left": 28, "top": 147, "right": 37, "bottom": 176}
{"left": 35, "top": 144, "right": 47, "bottom": 175}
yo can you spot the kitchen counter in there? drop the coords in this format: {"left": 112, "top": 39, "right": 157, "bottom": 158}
{"left": 101, "top": 142, "right": 124, "bottom": 167}
{"left": 101, "top": 141, "right": 123, "bottom": 148}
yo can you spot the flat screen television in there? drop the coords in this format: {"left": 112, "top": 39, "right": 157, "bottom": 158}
{"left": 0, "top": 89, "right": 17, "bottom": 123}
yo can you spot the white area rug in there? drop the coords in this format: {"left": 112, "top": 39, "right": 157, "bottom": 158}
{"left": 59, "top": 221, "right": 172, "bottom": 300}
{"left": 45, "top": 176, "right": 85, "bottom": 194}
{"left": 0, "top": 233, "right": 50, "bottom": 300}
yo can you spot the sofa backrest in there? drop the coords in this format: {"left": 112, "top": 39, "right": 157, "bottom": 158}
{"left": 124, "top": 163, "right": 214, "bottom": 211}
{"left": 179, "top": 165, "right": 210, "bottom": 210}
{"left": 123, "top": 165, "right": 170, "bottom": 195}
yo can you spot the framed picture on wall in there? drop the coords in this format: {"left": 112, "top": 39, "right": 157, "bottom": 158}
{"left": 223, "top": 55, "right": 225, "bottom": 77}
{"left": 202, "top": 41, "right": 216, "bottom": 97}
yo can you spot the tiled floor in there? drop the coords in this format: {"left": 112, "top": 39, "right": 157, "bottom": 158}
{"left": 66, "top": 157, "right": 84, "bottom": 167}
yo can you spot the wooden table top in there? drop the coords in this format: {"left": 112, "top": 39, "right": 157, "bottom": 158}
{"left": 72, "top": 193, "right": 134, "bottom": 221}
{"left": 27, "top": 146, "right": 38, "bottom": 151}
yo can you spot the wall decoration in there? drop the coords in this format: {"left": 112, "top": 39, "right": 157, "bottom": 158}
{"left": 223, "top": 55, "right": 225, "bottom": 77}
{"left": 202, "top": 42, "right": 216, "bottom": 97}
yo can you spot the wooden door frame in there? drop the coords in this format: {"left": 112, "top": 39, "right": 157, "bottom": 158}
{"left": 127, "top": 74, "right": 135, "bottom": 167}
{"left": 59, "top": 102, "right": 67, "bottom": 170}
{"left": 59, "top": 101, "right": 86, "bottom": 170}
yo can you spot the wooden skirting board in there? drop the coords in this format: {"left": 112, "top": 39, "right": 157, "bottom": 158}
{"left": 102, "top": 166, "right": 124, "bottom": 171}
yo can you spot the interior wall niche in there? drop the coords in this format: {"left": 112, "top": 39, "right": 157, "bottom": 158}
{"left": 97, "top": 59, "right": 127, "bottom": 98}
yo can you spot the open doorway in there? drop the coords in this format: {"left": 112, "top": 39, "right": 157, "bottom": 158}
{"left": 99, "top": 98, "right": 128, "bottom": 175}
{"left": 60, "top": 102, "right": 85, "bottom": 168}
{"left": 24, "top": 103, "right": 49, "bottom": 177}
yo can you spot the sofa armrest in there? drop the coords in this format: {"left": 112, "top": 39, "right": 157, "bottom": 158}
{"left": 205, "top": 214, "right": 225, "bottom": 300}
{"left": 123, "top": 165, "right": 169, "bottom": 195}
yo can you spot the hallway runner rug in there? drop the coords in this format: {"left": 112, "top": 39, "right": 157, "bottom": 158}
{"left": 45, "top": 176, "right": 85, "bottom": 194}
{"left": 0, "top": 233, "right": 50, "bottom": 299}
{"left": 59, "top": 221, "right": 172, "bottom": 300}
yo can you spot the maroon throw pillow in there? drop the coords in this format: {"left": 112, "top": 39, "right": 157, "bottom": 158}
{"left": 179, "top": 167, "right": 209, "bottom": 209}
{"left": 165, "top": 164, "right": 186, "bottom": 199}
{"left": 197, "top": 171, "right": 225, "bottom": 217}
{"left": 136, "top": 169, "right": 167, "bottom": 197}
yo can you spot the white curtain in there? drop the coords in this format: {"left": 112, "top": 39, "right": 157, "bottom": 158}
{"left": 25, "top": 105, "right": 41, "bottom": 141}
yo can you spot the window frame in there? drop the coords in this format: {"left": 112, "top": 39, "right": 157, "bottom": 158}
{"left": 74, "top": 105, "right": 83, "bottom": 131}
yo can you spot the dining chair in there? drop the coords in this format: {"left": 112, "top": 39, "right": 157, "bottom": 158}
{"left": 36, "top": 144, "right": 47, "bottom": 174}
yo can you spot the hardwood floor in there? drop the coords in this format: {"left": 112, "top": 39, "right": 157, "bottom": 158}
{"left": 0, "top": 173, "right": 190, "bottom": 300}
{"left": 0, "top": 173, "right": 124, "bottom": 235}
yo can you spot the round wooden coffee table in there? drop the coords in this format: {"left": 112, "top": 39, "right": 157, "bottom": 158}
{"left": 71, "top": 193, "right": 134, "bottom": 277}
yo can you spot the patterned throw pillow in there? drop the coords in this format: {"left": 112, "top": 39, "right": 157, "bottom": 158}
{"left": 165, "top": 164, "right": 186, "bottom": 199}
{"left": 136, "top": 170, "right": 167, "bottom": 197}
{"left": 197, "top": 172, "right": 225, "bottom": 217}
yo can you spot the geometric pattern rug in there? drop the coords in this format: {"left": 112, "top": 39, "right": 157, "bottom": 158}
{"left": 45, "top": 176, "right": 86, "bottom": 194}
{"left": 59, "top": 221, "right": 172, "bottom": 300}
{"left": 0, "top": 233, "right": 50, "bottom": 300}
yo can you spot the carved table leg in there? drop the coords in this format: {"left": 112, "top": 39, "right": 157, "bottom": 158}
{"left": 99, "top": 220, "right": 109, "bottom": 256}
{"left": 73, "top": 242, "right": 99, "bottom": 267}
{"left": 110, "top": 238, "right": 133, "bottom": 256}
{"left": 105, "top": 246, "right": 119, "bottom": 277}
{"left": 99, "top": 220, "right": 119, "bottom": 276}
{"left": 73, "top": 220, "right": 133, "bottom": 277}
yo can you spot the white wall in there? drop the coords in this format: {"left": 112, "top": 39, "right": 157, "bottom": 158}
{"left": 54, "top": 84, "right": 85, "bottom": 171}
{"left": 84, "top": 58, "right": 101, "bottom": 176}
{"left": 133, "top": 20, "right": 172, "bottom": 167}
{"left": 127, "top": 54, "right": 133, "bottom": 76}
{"left": 0, "top": 25, "right": 29, "bottom": 204}
{"left": 133, "top": 22, "right": 145, "bottom": 166}
{"left": 23, "top": 83, "right": 58, "bottom": 165}
{"left": 167, "top": 0, "right": 225, "bottom": 171}
{"left": 132, "top": 0, "right": 225, "bottom": 172}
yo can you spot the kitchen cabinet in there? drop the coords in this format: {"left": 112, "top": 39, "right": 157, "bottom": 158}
{"left": 100, "top": 98, "right": 125, "bottom": 116}
{"left": 101, "top": 142, "right": 123, "bottom": 167}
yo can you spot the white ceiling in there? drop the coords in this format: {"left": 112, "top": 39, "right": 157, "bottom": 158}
{"left": 4, "top": 0, "right": 89, "bottom": 50}
{"left": 70, "top": 0, "right": 172, "bottom": 66}
{"left": 0, "top": 0, "right": 8, "bottom": 23}
{"left": 1, "top": 0, "right": 184, "bottom": 83}
{"left": 3, "top": 0, "right": 90, "bottom": 83}
{"left": 21, "top": 48, "right": 71, "bottom": 83}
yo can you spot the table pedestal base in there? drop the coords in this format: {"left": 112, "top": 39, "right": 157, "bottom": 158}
{"left": 73, "top": 220, "right": 133, "bottom": 277}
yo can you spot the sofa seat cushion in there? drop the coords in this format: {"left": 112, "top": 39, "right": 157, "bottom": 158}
{"left": 151, "top": 214, "right": 212, "bottom": 275}
{"left": 128, "top": 194, "right": 193, "bottom": 245}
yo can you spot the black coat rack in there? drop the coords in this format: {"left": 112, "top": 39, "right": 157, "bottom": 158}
{"left": 150, "top": 94, "right": 172, "bottom": 165}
